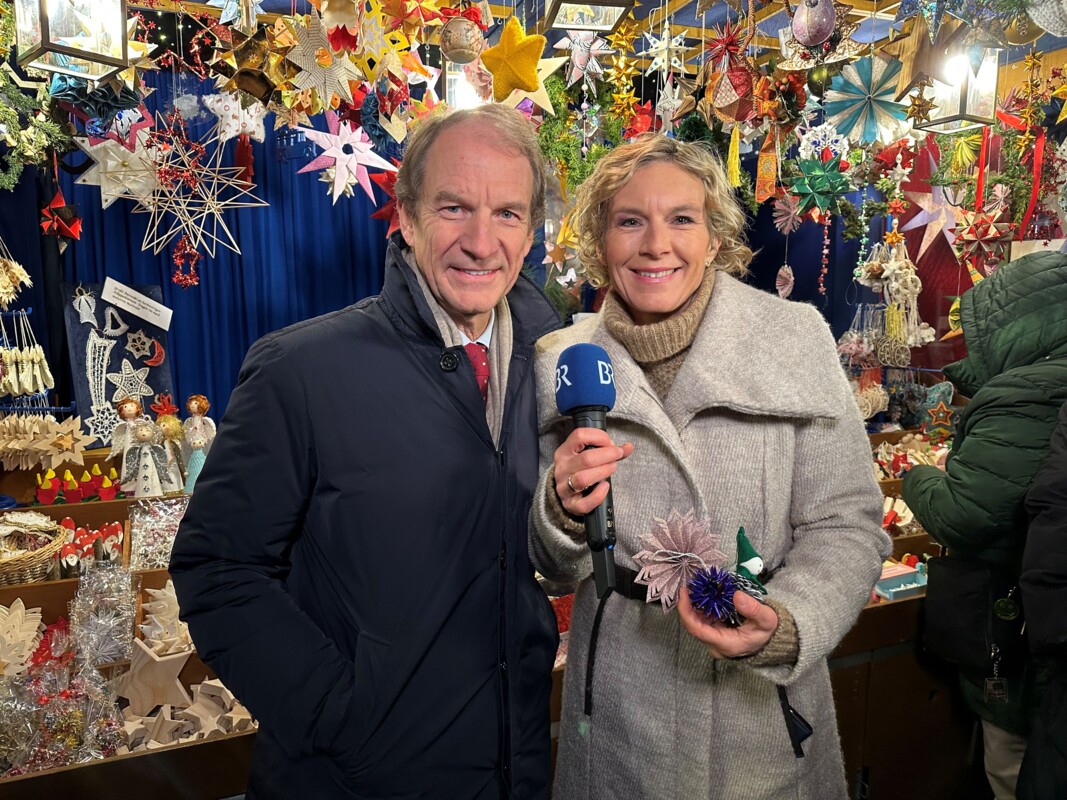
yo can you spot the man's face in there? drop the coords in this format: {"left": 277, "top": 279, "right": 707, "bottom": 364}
{"left": 398, "top": 120, "right": 535, "bottom": 340}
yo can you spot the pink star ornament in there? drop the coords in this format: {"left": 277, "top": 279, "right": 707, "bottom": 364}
{"left": 298, "top": 111, "right": 398, "bottom": 205}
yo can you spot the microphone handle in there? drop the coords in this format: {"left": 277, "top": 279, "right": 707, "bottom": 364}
{"left": 570, "top": 407, "right": 617, "bottom": 599}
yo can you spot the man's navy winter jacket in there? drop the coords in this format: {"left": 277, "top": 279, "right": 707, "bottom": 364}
{"left": 170, "top": 239, "right": 561, "bottom": 798}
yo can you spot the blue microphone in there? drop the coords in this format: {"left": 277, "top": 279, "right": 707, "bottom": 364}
{"left": 555, "top": 344, "right": 617, "bottom": 599}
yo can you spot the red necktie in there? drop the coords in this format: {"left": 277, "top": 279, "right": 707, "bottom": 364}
{"left": 464, "top": 342, "right": 489, "bottom": 404}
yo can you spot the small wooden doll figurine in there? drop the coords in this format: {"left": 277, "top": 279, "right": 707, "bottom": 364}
{"left": 109, "top": 397, "right": 144, "bottom": 461}
{"left": 182, "top": 394, "right": 216, "bottom": 462}
{"left": 121, "top": 418, "right": 171, "bottom": 498}
{"left": 184, "top": 433, "right": 208, "bottom": 494}
{"left": 156, "top": 413, "right": 187, "bottom": 490}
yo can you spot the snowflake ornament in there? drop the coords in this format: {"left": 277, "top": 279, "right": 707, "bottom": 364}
{"left": 797, "top": 122, "right": 850, "bottom": 161}
{"left": 125, "top": 329, "right": 154, "bottom": 359}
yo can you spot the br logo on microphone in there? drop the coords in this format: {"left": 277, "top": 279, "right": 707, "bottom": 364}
{"left": 598, "top": 361, "right": 614, "bottom": 386}
{"left": 554, "top": 343, "right": 616, "bottom": 415}
{"left": 555, "top": 364, "right": 572, "bottom": 392}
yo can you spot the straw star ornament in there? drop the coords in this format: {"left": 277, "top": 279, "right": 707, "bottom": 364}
{"left": 136, "top": 116, "right": 267, "bottom": 258}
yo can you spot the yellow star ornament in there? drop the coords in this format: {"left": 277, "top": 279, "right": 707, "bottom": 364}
{"left": 480, "top": 17, "right": 546, "bottom": 103}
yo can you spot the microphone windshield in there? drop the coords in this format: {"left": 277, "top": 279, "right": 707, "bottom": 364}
{"left": 555, "top": 344, "right": 616, "bottom": 415}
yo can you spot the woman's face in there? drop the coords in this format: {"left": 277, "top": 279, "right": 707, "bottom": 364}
{"left": 602, "top": 161, "right": 719, "bottom": 325}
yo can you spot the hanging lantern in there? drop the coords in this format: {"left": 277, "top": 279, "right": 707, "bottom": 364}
{"left": 545, "top": 0, "right": 635, "bottom": 34}
{"left": 914, "top": 45, "right": 999, "bottom": 134}
{"left": 13, "top": 0, "right": 129, "bottom": 81}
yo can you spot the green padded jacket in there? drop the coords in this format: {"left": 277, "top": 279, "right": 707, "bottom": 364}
{"left": 903, "top": 250, "right": 1067, "bottom": 733}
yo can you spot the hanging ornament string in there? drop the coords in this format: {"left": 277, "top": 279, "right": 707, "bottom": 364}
{"left": 819, "top": 218, "right": 831, "bottom": 296}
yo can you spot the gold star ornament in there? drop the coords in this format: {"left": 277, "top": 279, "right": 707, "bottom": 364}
{"left": 479, "top": 17, "right": 546, "bottom": 103}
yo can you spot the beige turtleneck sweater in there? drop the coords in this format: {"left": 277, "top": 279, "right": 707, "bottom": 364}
{"left": 546, "top": 268, "right": 799, "bottom": 667}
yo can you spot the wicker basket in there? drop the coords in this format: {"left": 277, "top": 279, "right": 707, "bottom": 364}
{"left": 0, "top": 525, "right": 64, "bottom": 586}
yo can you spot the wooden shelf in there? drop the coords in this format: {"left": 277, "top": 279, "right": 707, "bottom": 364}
{"left": 0, "top": 448, "right": 119, "bottom": 504}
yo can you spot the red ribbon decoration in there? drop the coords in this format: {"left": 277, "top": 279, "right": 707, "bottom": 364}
{"left": 996, "top": 109, "right": 1047, "bottom": 240}
{"left": 438, "top": 6, "right": 486, "bottom": 30}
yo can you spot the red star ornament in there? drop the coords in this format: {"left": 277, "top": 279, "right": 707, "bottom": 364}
{"left": 40, "top": 189, "right": 83, "bottom": 240}
{"left": 624, "top": 101, "right": 655, "bottom": 139}
{"left": 370, "top": 160, "right": 402, "bottom": 239}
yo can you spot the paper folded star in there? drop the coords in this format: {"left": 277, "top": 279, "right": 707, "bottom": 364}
{"left": 298, "top": 111, "right": 398, "bottom": 204}
{"left": 75, "top": 129, "right": 159, "bottom": 210}
{"left": 40, "top": 189, "right": 82, "bottom": 240}
{"left": 370, "top": 161, "right": 402, "bottom": 237}
{"left": 787, "top": 155, "right": 851, "bottom": 213}
{"left": 951, "top": 210, "right": 1016, "bottom": 264}
{"left": 286, "top": 11, "right": 363, "bottom": 104}
{"left": 480, "top": 17, "right": 546, "bottom": 103}
{"left": 637, "top": 24, "right": 689, "bottom": 77}
{"left": 502, "top": 56, "right": 568, "bottom": 116}
{"left": 555, "top": 30, "right": 614, "bottom": 92}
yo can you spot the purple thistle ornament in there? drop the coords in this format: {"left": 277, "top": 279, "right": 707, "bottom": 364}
{"left": 688, "top": 567, "right": 743, "bottom": 627}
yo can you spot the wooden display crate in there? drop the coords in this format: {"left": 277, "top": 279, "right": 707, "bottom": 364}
{"left": 0, "top": 569, "right": 255, "bottom": 797}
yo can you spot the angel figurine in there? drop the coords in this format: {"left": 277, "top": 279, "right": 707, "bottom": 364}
{"left": 109, "top": 397, "right": 144, "bottom": 461}
{"left": 182, "top": 394, "right": 216, "bottom": 462}
{"left": 121, "top": 419, "right": 172, "bottom": 498}
{"left": 156, "top": 413, "right": 187, "bottom": 491}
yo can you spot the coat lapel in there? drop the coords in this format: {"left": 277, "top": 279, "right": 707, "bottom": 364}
{"left": 664, "top": 274, "right": 844, "bottom": 430}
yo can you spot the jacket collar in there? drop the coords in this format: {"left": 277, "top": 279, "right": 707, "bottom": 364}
{"left": 583, "top": 273, "right": 843, "bottom": 427}
{"left": 380, "top": 234, "right": 560, "bottom": 348}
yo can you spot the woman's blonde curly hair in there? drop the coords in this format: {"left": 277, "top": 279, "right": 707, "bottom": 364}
{"left": 574, "top": 134, "right": 752, "bottom": 288}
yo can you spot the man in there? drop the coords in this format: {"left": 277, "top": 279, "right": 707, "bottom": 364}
{"left": 170, "top": 105, "right": 561, "bottom": 799}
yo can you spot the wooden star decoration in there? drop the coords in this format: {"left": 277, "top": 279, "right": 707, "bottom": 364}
{"left": 136, "top": 116, "right": 268, "bottom": 258}
{"left": 503, "top": 56, "right": 569, "bottom": 116}
{"left": 43, "top": 416, "right": 97, "bottom": 471}
{"left": 480, "top": 17, "right": 546, "bottom": 103}
{"left": 284, "top": 11, "right": 363, "bottom": 104}
{"left": 880, "top": 14, "right": 968, "bottom": 101}
{"left": 111, "top": 638, "right": 192, "bottom": 717}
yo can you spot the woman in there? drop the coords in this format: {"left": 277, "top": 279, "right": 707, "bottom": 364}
{"left": 531, "top": 134, "right": 889, "bottom": 799}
